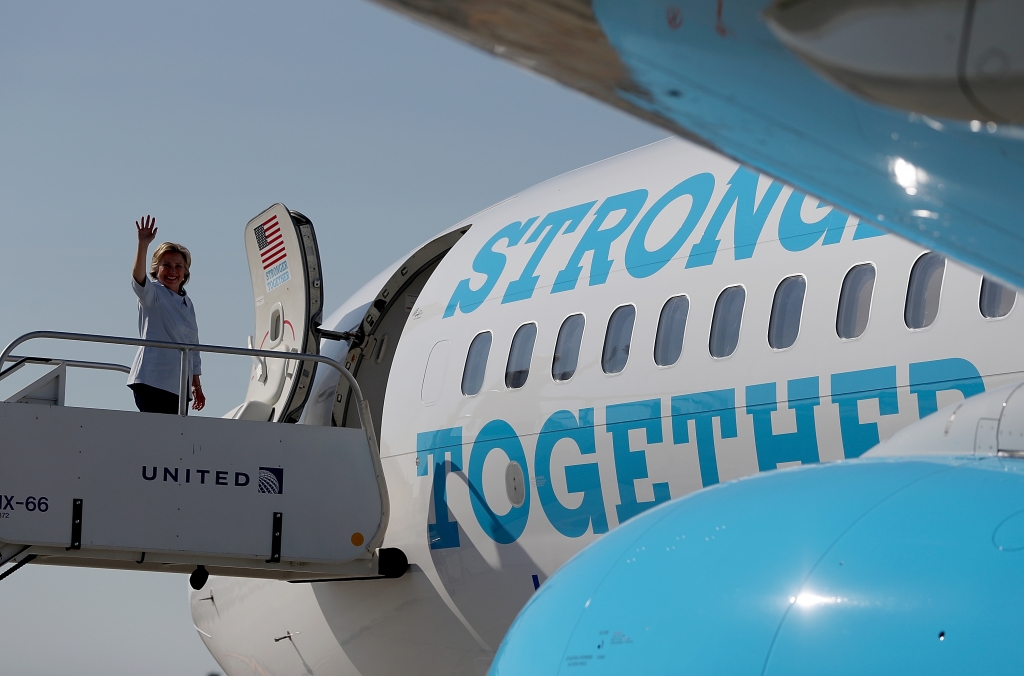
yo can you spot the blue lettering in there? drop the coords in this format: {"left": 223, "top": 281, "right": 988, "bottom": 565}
{"left": 853, "top": 219, "right": 887, "bottom": 240}
{"left": 417, "top": 428, "right": 463, "bottom": 549}
{"left": 265, "top": 260, "right": 291, "bottom": 291}
{"left": 535, "top": 409, "right": 609, "bottom": 537}
{"left": 468, "top": 420, "right": 531, "bottom": 544}
{"left": 821, "top": 212, "right": 849, "bottom": 245}
{"left": 624, "top": 173, "right": 715, "bottom": 279}
{"left": 687, "top": 167, "right": 784, "bottom": 267}
{"left": 831, "top": 366, "right": 899, "bottom": 458}
{"left": 503, "top": 202, "right": 596, "bottom": 303}
{"left": 778, "top": 192, "right": 848, "bottom": 251}
{"left": 444, "top": 219, "right": 537, "bottom": 317}
{"left": 265, "top": 261, "right": 288, "bottom": 278}
{"left": 909, "top": 358, "right": 985, "bottom": 418}
{"left": 746, "top": 377, "right": 820, "bottom": 470}
{"left": 552, "top": 190, "right": 648, "bottom": 293}
{"left": 417, "top": 356, "right": 988, "bottom": 545}
{"left": 670, "top": 389, "right": 737, "bottom": 486}
{"left": 606, "top": 399, "right": 670, "bottom": 522}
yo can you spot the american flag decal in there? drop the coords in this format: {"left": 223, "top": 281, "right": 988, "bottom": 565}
{"left": 255, "top": 215, "right": 286, "bottom": 270}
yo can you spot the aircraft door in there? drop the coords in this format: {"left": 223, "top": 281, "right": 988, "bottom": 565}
{"left": 241, "top": 204, "right": 323, "bottom": 422}
{"left": 331, "top": 226, "right": 470, "bottom": 432}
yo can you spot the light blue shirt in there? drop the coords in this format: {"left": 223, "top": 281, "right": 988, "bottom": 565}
{"left": 127, "top": 277, "right": 202, "bottom": 394}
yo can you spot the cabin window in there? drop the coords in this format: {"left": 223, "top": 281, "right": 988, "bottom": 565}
{"left": 768, "top": 276, "right": 806, "bottom": 350}
{"left": 461, "top": 331, "right": 492, "bottom": 396}
{"left": 980, "top": 276, "right": 1016, "bottom": 318}
{"left": 654, "top": 295, "right": 689, "bottom": 366}
{"left": 905, "top": 252, "right": 945, "bottom": 329}
{"left": 836, "top": 263, "right": 875, "bottom": 339}
{"left": 602, "top": 305, "right": 636, "bottom": 374}
{"left": 269, "top": 305, "right": 282, "bottom": 343}
{"left": 552, "top": 314, "right": 585, "bottom": 381}
{"left": 709, "top": 286, "right": 745, "bottom": 358}
{"left": 505, "top": 323, "right": 537, "bottom": 389}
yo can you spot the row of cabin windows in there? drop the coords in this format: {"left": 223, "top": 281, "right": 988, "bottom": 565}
{"left": 460, "top": 253, "right": 1017, "bottom": 395}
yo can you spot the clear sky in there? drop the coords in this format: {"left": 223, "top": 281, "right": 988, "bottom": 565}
{"left": 0, "top": 1, "right": 664, "bottom": 674}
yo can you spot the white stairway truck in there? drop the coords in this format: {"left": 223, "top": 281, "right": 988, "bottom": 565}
{"left": 0, "top": 205, "right": 403, "bottom": 589}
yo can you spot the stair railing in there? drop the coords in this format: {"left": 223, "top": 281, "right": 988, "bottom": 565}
{"left": 0, "top": 331, "right": 376, "bottom": 454}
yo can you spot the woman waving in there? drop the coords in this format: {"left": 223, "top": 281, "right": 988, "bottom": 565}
{"left": 127, "top": 215, "right": 206, "bottom": 414}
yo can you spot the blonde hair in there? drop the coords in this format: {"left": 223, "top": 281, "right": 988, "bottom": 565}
{"left": 150, "top": 242, "right": 192, "bottom": 294}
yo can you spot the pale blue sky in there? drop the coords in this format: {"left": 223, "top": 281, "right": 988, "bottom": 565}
{"left": 0, "top": 1, "right": 663, "bottom": 674}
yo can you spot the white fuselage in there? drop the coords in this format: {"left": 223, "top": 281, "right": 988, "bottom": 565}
{"left": 192, "top": 138, "right": 1024, "bottom": 676}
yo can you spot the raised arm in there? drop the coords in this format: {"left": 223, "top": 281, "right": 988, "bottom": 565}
{"left": 133, "top": 215, "right": 157, "bottom": 285}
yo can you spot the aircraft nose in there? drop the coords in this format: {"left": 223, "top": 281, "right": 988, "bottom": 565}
{"left": 490, "top": 457, "right": 1024, "bottom": 675}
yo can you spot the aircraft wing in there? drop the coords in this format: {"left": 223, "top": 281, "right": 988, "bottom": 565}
{"left": 372, "top": 0, "right": 1024, "bottom": 288}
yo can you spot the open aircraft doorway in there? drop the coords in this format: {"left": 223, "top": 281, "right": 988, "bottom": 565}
{"left": 330, "top": 225, "right": 471, "bottom": 435}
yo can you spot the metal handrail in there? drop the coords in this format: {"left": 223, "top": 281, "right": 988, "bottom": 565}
{"left": 3, "top": 355, "right": 131, "bottom": 375}
{"left": 0, "top": 331, "right": 378, "bottom": 456}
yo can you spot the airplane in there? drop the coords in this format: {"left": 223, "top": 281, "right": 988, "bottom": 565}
{"left": 176, "top": 136, "right": 1021, "bottom": 674}
{"left": 334, "top": 3, "right": 1024, "bottom": 671}
{"left": 0, "top": 3, "right": 1019, "bottom": 672}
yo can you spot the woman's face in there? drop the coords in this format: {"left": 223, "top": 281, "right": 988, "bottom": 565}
{"left": 156, "top": 252, "right": 187, "bottom": 292}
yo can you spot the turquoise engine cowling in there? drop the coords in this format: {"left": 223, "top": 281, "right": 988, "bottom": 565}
{"left": 491, "top": 457, "right": 1024, "bottom": 675}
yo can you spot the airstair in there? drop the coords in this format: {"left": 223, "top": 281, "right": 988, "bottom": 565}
{"left": 0, "top": 332, "right": 394, "bottom": 585}
{"left": 0, "top": 205, "right": 401, "bottom": 587}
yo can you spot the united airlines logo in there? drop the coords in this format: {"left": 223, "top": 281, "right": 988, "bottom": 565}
{"left": 258, "top": 467, "right": 284, "bottom": 495}
{"left": 140, "top": 465, "right": 284, "bottom": 495}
